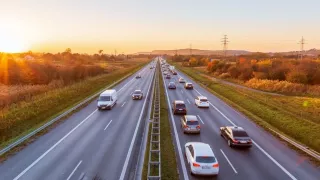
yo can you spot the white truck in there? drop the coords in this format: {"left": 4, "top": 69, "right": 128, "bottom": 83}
{"left": 169, "top": 66, "right": 175, "bottom": 71}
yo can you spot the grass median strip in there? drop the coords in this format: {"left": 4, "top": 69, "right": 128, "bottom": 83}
{"left": 142, "top": 63, "right": 179, "bottom": 180}
{"left": 0, "top": 62, "right": 147, "bottom": 153}
{"left": 171, "top": 61, "right": 320, "bottom": 154}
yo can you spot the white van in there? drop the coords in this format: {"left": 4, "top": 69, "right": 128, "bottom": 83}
{"left": 97, "top": 89, "right": 117, "bottom": 110}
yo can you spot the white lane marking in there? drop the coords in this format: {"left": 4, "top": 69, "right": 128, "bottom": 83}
{"left": 181, "top": 90, "right": 184, "bottom": 94}
{"left": 220, "top": 149, "right": 238, "bottom": 174}
{"left": 194, "top": 88, "right": 236, "bottom": 126}
{"left": 162, "top": 71, "right": 189, "bottom": 180}
{"left": 186, "top": 99, "right": 191, "bottom": 104}
{"left": 13, "top": 110, "right": 97, "bottom": 180}
{"left": 118, "top": 67, "right": 147, "bottom": 93}
{"left": 104, "top": 120, "right": 113, "bottom": 131}
{"left": 121, "top": 102, "right": 126, "bottom": 107}
{"left": 119, "top": 67, "right": 155, "bottom": 180}
{"left": 66, "top": 160, "right": 82, "bottom": 180}
{"left": 196, "top": 115, "right": 205, "bottom": 125}
{"left": 252, "top": 141, "right": 297, "bottom": 180}
{"left": 192, "top": 86, "right": 297, "bottom": 179}
{"left": 12, "top": 65, "right": 152, "bottom": 180}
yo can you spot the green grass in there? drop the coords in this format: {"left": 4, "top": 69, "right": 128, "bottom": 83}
{"left": 159, "top": 67, "right": 179, "bottom": 180}
{"left": 142, "top": 64, "right": 179, "bottom": 180}
{"left": 0, "top": 62, "right": 147, "bottom": 149}
{"left": 170, "top": 60, "right": 320, "bottom": 153}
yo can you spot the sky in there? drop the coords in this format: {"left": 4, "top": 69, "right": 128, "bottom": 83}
{"left": 0, "top": 0, "right": 319, "bottom": 54}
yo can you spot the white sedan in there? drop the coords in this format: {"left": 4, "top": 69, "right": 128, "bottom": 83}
{"left": 195, "top": 96, "right": 209, "bottom": 108}
{"left": 185, "top": 142, "right": 219, "bottom": 176}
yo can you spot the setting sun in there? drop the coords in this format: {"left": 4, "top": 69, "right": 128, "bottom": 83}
{"left": 0, "top": 35, "right": 28, "bottom": 53}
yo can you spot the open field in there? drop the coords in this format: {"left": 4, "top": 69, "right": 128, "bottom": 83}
{"left": 170, "top": 60, "right": 320, "bottom": 153}
{"left": 0, "top": 60, "right": 148, "bottom": 148}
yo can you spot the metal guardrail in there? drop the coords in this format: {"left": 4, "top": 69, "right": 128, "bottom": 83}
{"left": 269, "top": 128, "right": 320, "bottom": 161}
{"left": 0, "top": 70, "right": 140, "bottom": 156}
{"left": 147, "top": 60, "right": 161, "bottom": 180}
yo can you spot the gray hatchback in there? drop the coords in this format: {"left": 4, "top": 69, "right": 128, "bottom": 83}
{"left": 181, "top": 115, "right": 201, "bottom": 134}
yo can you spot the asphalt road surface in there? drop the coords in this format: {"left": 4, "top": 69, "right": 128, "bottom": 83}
{"left": 0, "top": 61, "right": 156, "bottom": 180}
{"left": 161, "top": 59, "right": 320, "bottom": 180}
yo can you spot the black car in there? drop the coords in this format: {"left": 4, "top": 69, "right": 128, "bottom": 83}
{"left": 172, "top": 100, "right": 187, "bottom": 115}
{"left": 166, "top": 74, "right": 171, "bottom": 79}
{"left": 136, "top": 74, "right": 141, "bottom": 79}
{"left": 132, "top": 90, "right": 143, "bottom": 100}
{"left": 220, "top": 126, "right": 252, "bottom": 148}
{"left": 172, "top": 71, "right": 177, "bottom": 75}
{"left": 168, "top": 82, "right": 176, "bottom": 89}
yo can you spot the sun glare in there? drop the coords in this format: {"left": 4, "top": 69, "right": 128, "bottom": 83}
{"left": 0, "top": 27, "right": 29, "bottom": 53}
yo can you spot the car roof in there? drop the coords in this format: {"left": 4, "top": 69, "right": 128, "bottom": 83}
{"left": 227, "top": 126, "right": 245, "bottom": 131}
{"left": 186, "top": 82, "right": 193, "bottom": 84}
{"left": 174, "top": 100, "right": 185, "bottom": 104}
{"left": 191, "top": 143, "right": 214, "bottom": 157}
{"left": 185, "top": 115, "right": 198, "bottom": 121}
{"left": 134, "top": 90, "right": 142, "bottom": 92}
{"left": 101, "top": 89, "right": 116, "bottom": 95}
{"left": 169, "top": 82, "right": 175, "bottom": 84}
{"left": 197, "top": 96, "right": 207, "bottom": 99}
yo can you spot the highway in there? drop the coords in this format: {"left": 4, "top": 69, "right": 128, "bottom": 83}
{"left": 161, "top": 59, "right": 320, "bottom": 180}
{"left": 0, "top": 61, "right": 156, "bottom": 180}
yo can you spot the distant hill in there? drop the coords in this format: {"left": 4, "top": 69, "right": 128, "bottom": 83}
{"left": 135, "top": 48, "right": 319, "bottom": 56}
{"left": 136, "top": 49, "right": 250, "bottom": 56}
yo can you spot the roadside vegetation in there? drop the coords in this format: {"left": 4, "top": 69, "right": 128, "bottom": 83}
{"left": 142, "top": 63, "right": 179, "bottom": 180}
{"left": 0, "top": 50, "right": 149, "bottom": 148}
{"left": 159, "top": 65, "right": 179, "bottom": 180}
{"left": 170, "top": 60, "right": 320, "bottom": 153}
{"left": 171, "top": 53, "right": 320, "bottom": 96}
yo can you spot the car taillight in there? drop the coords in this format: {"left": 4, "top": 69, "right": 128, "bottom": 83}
{"left": 184, "top": 125, "right": 189, "bottom": 128}
{"left": 193, "top": 162, "right": 200, "bottom": 167}
{"left": 213, "top": 163, "right": 219, "bottom": 168}
{"left": 248, "top": 139, "right": 252, "bottom": 144}
{"left": 196, "top": 125, "right": 200, "bottom": 129}
{"left": 232, "top": 139, "right": 239, "bottom": 143}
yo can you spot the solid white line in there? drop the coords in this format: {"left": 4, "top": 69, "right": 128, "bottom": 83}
{"left": 13, "top": 110, "right": 97, "bottom": 180}
{"left": 66, "top": 160, "right": 82, "bottom": 180}
{"left": 162, "top": 70, "right": 189, "bottom": 180}
{"left": 121, "top": 102, "right": 126, "bottom": 107}
{"left": 196, "top": 115, "right": 205, "bottom": 125}
{"left": 220, "top": 149, "right": 238, "bottom": 174}
{"left": 12, "top": 65, "right": 152, "bottom": 180}
{"left": 181, "top": 89, "right": 184, "bottom": 94}
{"left": 104, "top": 120, "right": 113, "bottom": 131}
{"left": 119, "top": 67, "right": 154, "bottom": 180}
{"left": 252, "top": 140, "right": 297, "bottom": 180}
{"left": 187, "top": 82, "right": 297, "bottom": 179}
{"left": 186, "top": 99, "right": 191, "bottom": 104}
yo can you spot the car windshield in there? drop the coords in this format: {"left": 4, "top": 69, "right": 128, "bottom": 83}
{"left": 134, "top": 91, "right": 142, "bottom": 94}
{"left": 196, "top": 156, "right": 216, "bottom": 163}
{"left": 169, "top": 83, "right": 175, "bottom": 85}
{"left": 176, "top": 104, "right": 186, "bottom": 109}
{"left": 233, "top": 130, "right": 249, "bottom": 137}
{"left": 99, "top": 96, "right": 111, "bottom": 101}
{"left": 200, "top": 99, "right": 207, "bottom": 102}
{"left": 186, "top": 121, "right": 199, "bottom": 125}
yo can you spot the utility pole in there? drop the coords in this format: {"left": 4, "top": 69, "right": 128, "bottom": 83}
{"left": 189, "top": 44, "right": 192, "bottom": 56}
{"left": 221, "top": 35, "right": 229, "bottom": 60}
{"left": 175, "top": 49, "right": 178, "bottom": 56}
{"left": 298, "top": 36, "right": 305, "bottom": 60}
{"left": 114, "top": 49, "right": 117, "bottom": 56}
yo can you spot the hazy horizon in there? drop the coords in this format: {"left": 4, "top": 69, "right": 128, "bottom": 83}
{"left": 1, "top": 0, "right": 319, "bottom": 54}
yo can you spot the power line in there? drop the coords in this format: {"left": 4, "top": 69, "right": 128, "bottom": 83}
{"left": 298, "top": 36, "right": 306, "bottom": 60}
{"left": 221, "top": 35, "right": 229, "bottom": 60}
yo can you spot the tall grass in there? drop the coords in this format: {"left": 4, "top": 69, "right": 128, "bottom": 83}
{"left": 245, "top": 78, "right": 320, "bottom": 96}
{"left": 0, "top": 63, "right": 146, "bottom": 147}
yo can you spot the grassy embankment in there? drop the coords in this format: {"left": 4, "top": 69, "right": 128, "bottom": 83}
{"left": 142, "top": 63, "right": 179, "bottom": 180}
{"left": 0, "top": 61, "right": 147, "bottom": 149}
{"left": 170, "top": 61, "right": 320, "bottom": 153}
